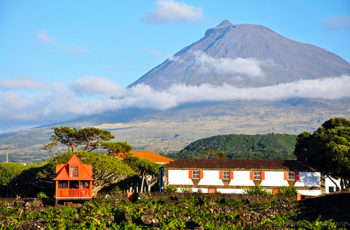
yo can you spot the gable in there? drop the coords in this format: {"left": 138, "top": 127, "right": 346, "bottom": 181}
{"left": 54, "top": 154, "right": 94, "bottom": 180}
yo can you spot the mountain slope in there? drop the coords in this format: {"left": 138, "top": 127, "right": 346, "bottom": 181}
{"left": 130, "top": 20, "right": 350, "bottom": 89}
{"left": 171, "top": 133, "right": 297, "bottom": 160}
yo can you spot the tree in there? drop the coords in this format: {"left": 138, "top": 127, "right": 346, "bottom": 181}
{"left": 50, "top": 127, "right": 80, "bottom": 152}
{"left": 123, "top": 156, "right": 160, "bottom": 193}
{"left": 0, "top": 162, "right": 46, "bottom": 198}
{"left": 204, "top": 147, "right": 213, "bottom": 159}
{"left": 48, "top": 127, "right": 115, "bottom": 152}
{"left": 101, "top": 141, "right": 133, "bottom": 155}
{"left": 215, "top": 151, "right": 226, "bottom": 159}
{"left": 79, "top": 128, "right": 115, "bottom": 152}
{"left": 294, "top": 117, "right": 350, "bottom": 190}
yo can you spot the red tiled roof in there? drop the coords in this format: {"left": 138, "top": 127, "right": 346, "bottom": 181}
{"left": 164, "top": 159, "right": 315, "bottom": 171}
{"left": 114, "top": 150, "right": 173, "bottom": 164}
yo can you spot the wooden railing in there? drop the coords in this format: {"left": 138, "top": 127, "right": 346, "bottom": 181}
{"left": 56, "top": 189, "right": 91, "bottom": 198}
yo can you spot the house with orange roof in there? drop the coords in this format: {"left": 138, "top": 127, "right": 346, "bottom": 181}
{"left": 54, "top": 154, "right": 95, "bottom": 201}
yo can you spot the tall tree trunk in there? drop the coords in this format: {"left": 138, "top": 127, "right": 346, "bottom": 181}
{"left": 340, "top": 178, "right": 344, "bottom": 191}
{"left": 140, "top": 172, "right": 146, "bottom": 193}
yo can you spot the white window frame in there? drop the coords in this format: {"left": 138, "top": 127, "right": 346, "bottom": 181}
{"left": 253, "top": 171, "right": 261, "bottom": 180}
{"left": 223, "top": 171, "right": 230, "bottom": 180}
{"left": 70, "top": 166, "right": 79, "bottom": 177}
{"left": 192, "top": 170, "right": 200, "bottom": 179}
{"left": 288, "top": 172, "right": 295, "bottom": 180}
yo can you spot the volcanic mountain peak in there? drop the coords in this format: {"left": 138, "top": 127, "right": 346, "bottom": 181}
{"left": 216, "top": 19, "right": 233, "bottom": 28}
{"left": 130, "top": 21, "right": 350, "bottom": 89}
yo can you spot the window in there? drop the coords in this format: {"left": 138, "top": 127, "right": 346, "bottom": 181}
{"left": 192, "top": 170, "right": 200, "bottom": 179}
{"left": 58, "top": 181, "right": 68, "bottom": 189}
{"left": 223, "top": 171, "right": 230, "bottom": 180}
{"left": 254, "top": 171, "right": 261, "bottom": 180}
{"left": 70, "top": 166, "right": 79, "bottom": 177}
{"left": 288, "top": 172, "right": 295, "bottom": 180}
{"left": 329, "top": 186, "right": 334, "bottom": 193}
{"left": 80, "top": 181, "right": 90, "bottom": 189}
{"left": 69, "top": 181, "right": 79, "bottom": 189}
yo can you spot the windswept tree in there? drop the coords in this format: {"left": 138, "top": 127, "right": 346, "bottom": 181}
{"left": 101, "top": 141, "right": 133, "bottom": 156}
{"left": 79, "top": 127, "right": 115, "bottom": 152}
{"left": 123, "top": 156, "right": 160, "bottom": 193}
{"left": 50, "top": 127, "right": 81, "bottom": 152}
{"left": 294, "top": 117, "right": 350, "bottom": 190}
{"left": 47, "top": 127, "right": 115, "bottom": 152}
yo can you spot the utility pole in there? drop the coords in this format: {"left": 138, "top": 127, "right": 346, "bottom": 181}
{"left": 6, "top": 146, "right": 8, "bottom": 163}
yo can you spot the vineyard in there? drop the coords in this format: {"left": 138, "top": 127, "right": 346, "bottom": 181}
{"left": 1, "top": 193, "right": 349, "bottom": 229}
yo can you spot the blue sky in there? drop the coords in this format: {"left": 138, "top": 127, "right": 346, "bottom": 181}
{"left": 0, "top": 0, "right": 350, "bottom": 131}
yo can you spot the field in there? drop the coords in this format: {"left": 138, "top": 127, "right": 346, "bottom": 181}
{"left": 0, "top": 193, "right": 349, "bottom": 229}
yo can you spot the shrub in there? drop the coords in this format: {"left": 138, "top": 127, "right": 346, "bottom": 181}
{"left": 279, "top": 186, "right": 298, "bottom": 196}
{"left": 244, "top": 184, "right": 270, "bottom": 195}
{"left": 165, "top": 185, "right": 178, "bottom": 193}
{"left": 37, "top": 191, "right": 48, "bottom": 198}
{"left": 180, "top": 186, "right": 190, "bottom": 193}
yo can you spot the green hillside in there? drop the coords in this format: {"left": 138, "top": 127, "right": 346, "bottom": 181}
{"left": 171, "top": 133, "right": 297, "bottom": 160}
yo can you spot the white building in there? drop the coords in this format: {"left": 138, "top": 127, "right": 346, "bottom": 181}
{"left": 160, "top": 159, "right": 340, "bottom": 196}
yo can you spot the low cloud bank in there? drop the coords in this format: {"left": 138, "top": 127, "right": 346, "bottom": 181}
{"left": 194, "top": 52, "right": 264, "bottom": 77}
{"left": 0, "top": 75, "right": 349, "bottom": 131}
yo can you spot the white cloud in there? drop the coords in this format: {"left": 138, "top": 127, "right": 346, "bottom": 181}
{"left": 36, "top": 30, "right": 57, "bottom": 43}
{"left": 1, "top": 75, "right": 350, "bottom": 131}
{"left": 0, "top": 76, "right": 46, "bottom": 90}
{"left": 325, "top": 16, "right": 350, "bottom": 30}
{"left": 144, "top": 0, "right": 203, "bottom": 23}
{"left": 194, "top": 52, "right": 264, "bottom": 77}
{"left": 73, "top": 76, "right": 126, "bottom": 97}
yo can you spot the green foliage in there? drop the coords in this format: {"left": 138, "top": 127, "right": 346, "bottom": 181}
{"left": 244, "top": 184, "right": 270, "bottom": 195}
{"left": 279, "top": 186, "right": 298, "bottom": 196}
{"left": 36, "top": 191, "right": 48, "bottom": 198}
{"left": 101, "top": 141, "right": 132, "bottom": 155}
{"left": 171, "top": 133, "right": 297, "bottom": 160}
{"left": 278, "top": 186, "right": 298, "bottom": 196}
{"left": 0, "top": 196, "right": 344, "bottom": 229}
{"left": 165, "top": 185, "right": 178, "bottom": 193}
{"left": 0, "top": 162, "right": 46, "bottom": 186}
{"left": 0, "top": 163, "right": 30, "bottom": 186}
{"left": 123, "top": 156, "right": 161, "bottom": 192}
{"left": 294, "top": 117, "right": 350, "bottom": 189}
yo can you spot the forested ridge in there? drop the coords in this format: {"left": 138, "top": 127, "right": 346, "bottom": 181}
{"left": 171, "top": 133, "right": 297, "bottom": 160}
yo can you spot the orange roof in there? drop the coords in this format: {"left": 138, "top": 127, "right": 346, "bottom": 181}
{"left": 114, "top": 150, "right": 173, "bottom": 164}
{"left": 130, "top": 150, "right": 174, "bottom": 164}
{"left": 54, "top": 154, "right": 95, "bottom": 181}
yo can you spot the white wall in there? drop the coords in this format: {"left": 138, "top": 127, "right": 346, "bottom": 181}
{"left": 325, "top": 176, "right": 341, "bottom": 193}
{"left": 229, "top": 171, "right": 255, "bottom": 186}
{"left": 298, "top": 190, "right": 322, "bottom": 196}
{"left": 198, "top": 170, "right": 224, "bottom": 186}
{"left": 168, "top": 170, "right": 321, "bottom": 187}
{"left": 295, "top": 172, "right": 320, "bottom": 187}
{"left": 260, "top": 171, "right": 289, "bottom": 187}
{"left": 168, "top": 170, "right": 193, "bottom": 185}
